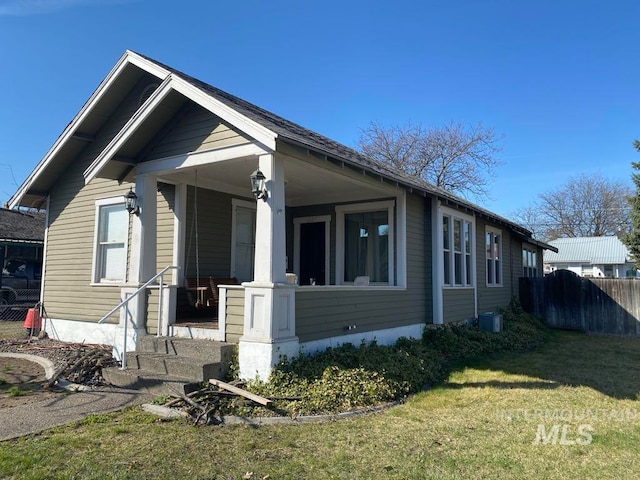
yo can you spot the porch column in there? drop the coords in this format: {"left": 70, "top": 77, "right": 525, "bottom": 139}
{"left": 239, "top": 153, "right": 298, "bottom": 380}
{"left": 115, "top": 174, "right": 157, "bottom": 356}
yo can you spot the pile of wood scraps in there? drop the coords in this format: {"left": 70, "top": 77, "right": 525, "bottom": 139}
{"left": 47, "top": 344, "right": 117, "bottom": 387}
{"left": 161, "top": 379, "right": 301, "bottom": 425}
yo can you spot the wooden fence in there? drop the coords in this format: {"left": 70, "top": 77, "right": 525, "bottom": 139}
{"left": 520, "top": 269, "right": 640, "bottom": 335}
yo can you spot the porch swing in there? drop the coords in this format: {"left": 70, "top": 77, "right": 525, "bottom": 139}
{"left": 179, "top": 171, "right": 215, "bottom": 320}
{"left": 176, "top": 171, "right": 239, "bottom": 324}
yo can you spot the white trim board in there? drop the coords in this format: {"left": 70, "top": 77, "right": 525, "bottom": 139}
{"left": 299, "top": 323, "right": 425, "bottom": 355}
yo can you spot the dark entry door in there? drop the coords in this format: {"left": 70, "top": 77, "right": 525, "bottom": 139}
{"left": 299, "top": 222, "right": 326, "bottom": 285}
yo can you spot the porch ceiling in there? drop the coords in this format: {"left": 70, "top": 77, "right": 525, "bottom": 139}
{"left": 157, "top": 153, "right": 399, "bottom": 207}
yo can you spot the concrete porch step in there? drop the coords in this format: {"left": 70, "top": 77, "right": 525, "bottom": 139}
{"left": 103, "top": 336, "right": 235, "bottom": 393}
{"left": 138, "top": 336, "right": 234, "bottom": 364}
{"left": 102, "top": 367, "right": 198, "bottom": 396}
{"left": 126, "top": 352, "right": 227, "bottom": 381}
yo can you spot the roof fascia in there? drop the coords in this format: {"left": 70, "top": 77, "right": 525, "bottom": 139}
{"left": 84, "top": 74, "right": 277, "bottom": 183}
{"left": 8, "top": 51, "right": 170, "bottom": 209}
{"left": 83, "top": 75, "right": 174, "bottom": 183}
{"left": 525, "top": 238, "right": 559, "bottom": 253}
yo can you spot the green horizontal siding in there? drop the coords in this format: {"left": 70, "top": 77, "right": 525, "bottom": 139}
{"left": 295, "top": 194, "right": 429, "bottom": 342}
{"left": 43, "top": 75, "right": 159, "bottom": 322}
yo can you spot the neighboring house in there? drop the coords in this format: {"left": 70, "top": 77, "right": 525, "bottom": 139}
{"left": 544, "top": 236, "right": 635, "bottom": 278}
{"left": 8, "top": 51, "right": 555, "bottom": 379}
{"left": 0, "top": 208, "right": 45, "bottom": 302}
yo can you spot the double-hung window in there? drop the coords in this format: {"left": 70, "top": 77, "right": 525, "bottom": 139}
{"left": 336, "top": 200, "right": 395, "bottom": 285}
{"left": 522, "top": 247, "right": 537, "bottom": 278}
{"left": 486, "top": 228, "right": 502, "bottom": 286}
{"left": 442, "top": 211, "right": 473, "bottom": 287}
{"left": 92, "top": 198, "right": 129, "bottom": 284}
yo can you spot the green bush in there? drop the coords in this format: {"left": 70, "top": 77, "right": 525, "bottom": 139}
{"left": 230, "top": 298, "right": 546, "bottom": 416}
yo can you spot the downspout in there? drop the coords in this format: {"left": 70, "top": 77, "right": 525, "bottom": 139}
{"left": 473, "top": 213, "right": 478, "bottom": 320}
{"left": 431, "top": 198, "right": 443, "bottom": 324}
{"left": 39, "top": 195, "right": 51, "bottom": 325}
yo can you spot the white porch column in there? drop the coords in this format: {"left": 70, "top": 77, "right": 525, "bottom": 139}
{"left": 128, "top": 174, "right": 157, "bottom": 284}
{"left": 239, "top": 154, "right": 298, "bottom": 380}
{"left": 116, "top": 174, "right": 157, "bottom": 354}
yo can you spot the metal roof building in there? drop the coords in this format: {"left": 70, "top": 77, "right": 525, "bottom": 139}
{"left": 544, "top": 236, "right": 634, "bottom": 278}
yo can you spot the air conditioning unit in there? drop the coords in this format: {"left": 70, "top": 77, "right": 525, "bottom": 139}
{"left": 479, "top": 313, "right": 503, "bottom": 333}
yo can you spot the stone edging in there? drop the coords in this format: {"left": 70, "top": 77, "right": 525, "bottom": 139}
{"left": 142, "top": 401, "right": 399, "bottom": 425}
{"left": 0, "top": 352, "right": 92, "bottom": 392}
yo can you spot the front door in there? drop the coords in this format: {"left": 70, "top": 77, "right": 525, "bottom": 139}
{"left": 299, "top": 222, "right": 326, "bottom": 285}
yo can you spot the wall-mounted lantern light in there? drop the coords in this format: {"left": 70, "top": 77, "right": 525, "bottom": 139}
{"left": 124, "top": 188, "right": 140, "bottom": 215}
{"left": 250, "top": 168, "right": 268, "bottom": 201}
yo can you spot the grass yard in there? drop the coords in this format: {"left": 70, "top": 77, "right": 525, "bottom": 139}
{"left": 1, "top": 330, "right": 639, "bottom": 479}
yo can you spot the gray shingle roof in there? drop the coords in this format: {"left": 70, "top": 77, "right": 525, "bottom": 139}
{"left": 544, "top": 237, "right": 630, "bottom": 265}
{"left": 136, "top": 52, "right": 533, "bottom": 238}
{"left": 0, "top": 208, "right": 45, "bottom": 243}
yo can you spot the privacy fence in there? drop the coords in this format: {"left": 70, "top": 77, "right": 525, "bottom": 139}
{"left": 520, "top": 269, "right": 640, "bottom": 336}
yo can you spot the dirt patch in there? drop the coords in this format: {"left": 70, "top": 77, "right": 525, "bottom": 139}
{"left": 0, "top": 357, "right": 63, "bottom": 409}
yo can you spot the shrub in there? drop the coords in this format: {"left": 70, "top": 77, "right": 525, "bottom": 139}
{"left": 229, "top": 298, "right": 547, "bottom": 416}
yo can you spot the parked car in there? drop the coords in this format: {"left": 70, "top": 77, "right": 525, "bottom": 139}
{"left": 1, "top": 258, "right": 41, "bottom": 305}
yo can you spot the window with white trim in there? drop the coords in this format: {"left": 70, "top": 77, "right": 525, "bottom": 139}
{"left": 486, "top": 228, "right": 502, "bottom": 286}
{"left": 336, "top": 201, "right": 395, "bottom": 285}
{"left": 92, "top": 198, "right": 129, "bottom": 283}
{"left": 442, "top": 213, "right": 473, "bottom": 287}
{"left": 522, "top": 247, "right": 537, "bottom": 278}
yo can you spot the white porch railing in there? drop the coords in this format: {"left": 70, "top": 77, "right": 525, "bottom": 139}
{"left": 98, "top": 265, "right": 180, "bottom": 369}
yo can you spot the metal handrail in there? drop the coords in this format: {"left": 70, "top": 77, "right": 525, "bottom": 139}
{"left": 99, "top": 265, "right": 180, "bottom": 369}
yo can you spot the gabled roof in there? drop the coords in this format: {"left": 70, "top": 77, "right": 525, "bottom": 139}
{"left": 8, "top": 50, "right": 552, "bottom": 250}
{"left": 0, "top": 208, "right": 45, "bottom": 244}
{"left": 137, "top": 53, "right": 534, "bottom": 235}
{"left": 544, "top": 236, "right": 630, "bottom": 265}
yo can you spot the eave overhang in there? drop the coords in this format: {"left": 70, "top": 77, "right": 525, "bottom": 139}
{"left": 9, "top": 50, "right": 277, "bottom": 208}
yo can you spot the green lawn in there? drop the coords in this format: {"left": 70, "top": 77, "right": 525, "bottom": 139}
{"left": 1, "top": 330, "right": 639, "bottom": 479}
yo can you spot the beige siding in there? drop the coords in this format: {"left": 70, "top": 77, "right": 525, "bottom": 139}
{"left": 295, "top": 194, "right": 429, "bottom": 343}
{"left": 146, "top": 105, "right": 252, "bottom": 160}
{"left": 146, "top": 289, "right": 159, "bottom": 335}
{"left": 43, "top": 74, "right": 159, "bottom": 323}
{"left": 225, "top": 288, "right": 244, "bottom": 343}
{"left": 156, "top": 183, "right": 175, "bottom": 270}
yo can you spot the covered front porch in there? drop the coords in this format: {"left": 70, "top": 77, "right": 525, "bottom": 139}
{"left": 125, "top": 140, "right": 407, "bottom": 377}
{"left": 81, "top": 66, "right": 410, "bottom": 378}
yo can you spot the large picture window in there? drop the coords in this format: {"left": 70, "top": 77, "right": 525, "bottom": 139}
{"left": 92, "top": 199, "right": 128, "bottom": 283}
{"left": 336, "top": 201, "right": 395, "bottom": 285}
{"left": 344, "top": 210, "right": 389, "bottom": 283}
{"left": 486, "top": 228, "right": 502, "bottom": 286}
{"left": 442, "top": 212, "right": 473, "bottom": 287}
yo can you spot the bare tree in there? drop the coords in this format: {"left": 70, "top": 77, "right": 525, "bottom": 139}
{"left": 358, "top": 122, "right": 502, "bottom": 200}
{"left": 511, "top": 173, "right": 631, "bottom": 241}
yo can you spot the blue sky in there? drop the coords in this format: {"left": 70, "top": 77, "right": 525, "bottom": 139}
{"left": 0, "top": 0, "right": 638, "bottom": 218}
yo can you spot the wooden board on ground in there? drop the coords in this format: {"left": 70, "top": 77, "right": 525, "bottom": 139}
{"left": 209, "top": 378, "right": 272, "bottom": 406}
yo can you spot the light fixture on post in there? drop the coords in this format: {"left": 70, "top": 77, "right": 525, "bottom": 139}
{"left": 124, "top": 188, "right": 140, "bottom": 215}
{"left": 250, "top": 168, "right": 268, "bottom": 201}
